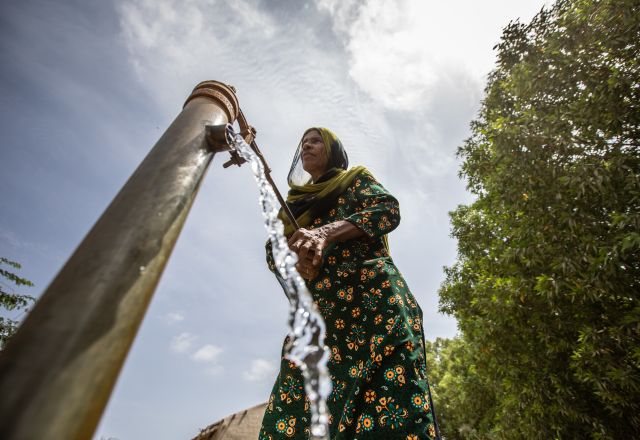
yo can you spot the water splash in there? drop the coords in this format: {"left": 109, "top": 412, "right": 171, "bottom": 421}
{"left": 229, "top": 130, "right": 332, "bottom": 439}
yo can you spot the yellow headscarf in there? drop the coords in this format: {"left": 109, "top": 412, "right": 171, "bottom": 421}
{"left": 279, "top": 127, "right": 373, "bottom": 237}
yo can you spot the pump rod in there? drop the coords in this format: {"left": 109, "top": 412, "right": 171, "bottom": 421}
{"left": 236, "top": 109, "right": 301, "bottom": 232}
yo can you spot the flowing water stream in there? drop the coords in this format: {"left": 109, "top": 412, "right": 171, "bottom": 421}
{"left": 229, "top": 129, "right": 332, "bottom": 439}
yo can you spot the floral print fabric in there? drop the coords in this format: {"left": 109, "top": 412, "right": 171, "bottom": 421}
{"left": 260, "top": 172, "right": 438, "bottom": 439}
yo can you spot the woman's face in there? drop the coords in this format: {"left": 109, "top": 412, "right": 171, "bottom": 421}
{"left": 301, "top": 129, "right": 329, "bottom": 181}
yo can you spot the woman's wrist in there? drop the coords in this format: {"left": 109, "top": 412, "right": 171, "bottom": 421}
{"left": 313, "top": 224, "right": 334, "bottom": 244}
{"left": 318, "top": 220, "right": 364, "bottom": 244}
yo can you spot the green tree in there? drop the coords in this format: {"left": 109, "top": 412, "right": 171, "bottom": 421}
{"left": 1, "top": 257, "right": 35, "bottom": 349}
{"left": 425, "top": 337, "right": 497, "bottom": 440}
{"left": 438, "top": 0, "right": 639, "bottom": 438}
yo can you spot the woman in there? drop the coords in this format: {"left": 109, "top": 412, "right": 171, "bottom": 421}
{"left": 260, "top": 128, "right": 440, "bottom": 440}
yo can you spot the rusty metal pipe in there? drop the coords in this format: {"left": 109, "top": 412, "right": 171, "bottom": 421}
{"left": 0, "top": 81, "right": 239, "bottom": 440}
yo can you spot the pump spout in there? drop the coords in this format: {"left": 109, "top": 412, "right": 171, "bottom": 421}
{"left": 206, "top": 123, "right": 235, "bottom": 152}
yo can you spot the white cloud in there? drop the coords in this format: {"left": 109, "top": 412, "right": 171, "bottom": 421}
{"left": 243, "top": 358, "right": 276, "bottom": 382}
{"left": 316, "top": 0, "right": 440, "bottom": 111}
{"left": 191, "top": 344, "right": 223, "bottom": 363}
{"left": 316, "top": 0, "right": 549, "bottom": 112}
{"left": 170, "top": 332, "right": 196, "bottom": 353}
{"left": 227, "top": 0, "right": 276, "bottom": 37}
{"left": 116, "top": 0, "right": 397, "bottom": 176}
{"left": 163, "top": 311, "right": 185, "bottom": 324}
{"left": 116, "top": 0, "right": 277, "bottom": 109}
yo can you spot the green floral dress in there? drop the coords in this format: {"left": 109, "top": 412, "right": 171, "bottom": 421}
{"left": 260, "top": 171, "right": 439, "bottom": 440}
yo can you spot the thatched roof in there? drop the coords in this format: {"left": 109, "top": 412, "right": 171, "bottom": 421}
{"left": 191, "top": 402, "right": 267, "bottom": 440}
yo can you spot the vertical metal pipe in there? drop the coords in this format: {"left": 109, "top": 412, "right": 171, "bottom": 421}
{"left": 0, "top": 81, "right": 239, "bottom": 440}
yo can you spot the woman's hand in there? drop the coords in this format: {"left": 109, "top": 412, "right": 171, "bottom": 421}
{"left": 288, "top": 227, "right": 330, "bottom": 279}
{"left": 287, "top": 221, "right": 365, "bottom": 280}
{"left": 295, "top": 253, "right": 321, "bottom": 280}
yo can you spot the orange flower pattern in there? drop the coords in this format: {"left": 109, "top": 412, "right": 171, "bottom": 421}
{"left": 261, "top": 172, "right": 438, "bottom": 439}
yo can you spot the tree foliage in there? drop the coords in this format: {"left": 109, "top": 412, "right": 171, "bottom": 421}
{"left": 425, "top": 338, "right": 497, "bottom": 440}
{"left": 437, "top": 0, "right": 639, "bottom": 438}
{"left": 0, "top": 257, "right": 35, "bottom": 349}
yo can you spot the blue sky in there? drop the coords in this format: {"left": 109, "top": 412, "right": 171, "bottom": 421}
{"left": 1, "top": 0, "right": 549, "bottom": 438}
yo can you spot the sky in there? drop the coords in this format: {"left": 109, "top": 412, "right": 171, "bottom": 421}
{"left": 0, "top": 0, "right": 550, "bottom": 438}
